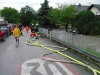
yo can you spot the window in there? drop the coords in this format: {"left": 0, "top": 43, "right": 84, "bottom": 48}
{"left": 96, "top": 12, "right": 99, "bottom": 15}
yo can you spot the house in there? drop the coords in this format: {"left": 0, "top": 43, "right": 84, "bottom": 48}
{"left": 0, "top": 17, "right": 12, "bottom": 36}
{"left": 87, "top": 4, "right": 100, "bottom": 15}
{"left": 0, "top": 17, "right": 8, "bottom": 28}
{"left": 75, "top": 4, "right": 100, "bottom": 16}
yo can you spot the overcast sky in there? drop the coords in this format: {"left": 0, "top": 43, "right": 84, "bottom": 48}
{"left": 0, "top": 0, "right": 100, "bottom": 11}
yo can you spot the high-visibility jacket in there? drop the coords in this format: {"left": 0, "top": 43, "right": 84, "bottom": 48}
{"left": 13, "top": 27, "right": 20, "bottom": 37}
{"left": 26, "top": 26, "right": 29, "bottom": 32}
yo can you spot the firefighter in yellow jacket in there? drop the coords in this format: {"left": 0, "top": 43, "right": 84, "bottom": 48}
{"left": 13, "top": 25, "right": 21, "bottom": 43}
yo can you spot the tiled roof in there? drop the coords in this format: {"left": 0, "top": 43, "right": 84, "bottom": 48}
{"left": 75, "top": 5, "right": 89, "bottom": 12}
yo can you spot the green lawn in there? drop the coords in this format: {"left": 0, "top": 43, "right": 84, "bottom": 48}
{"left": 91, "top": 35, "right": 100, "bottom": 38}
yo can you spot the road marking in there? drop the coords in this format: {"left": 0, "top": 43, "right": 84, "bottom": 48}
{"left": 21, "top": 58, "right": 48, "bottom": 75}
{"left": 56, "top": 62, "right": 74, "bottom": 75}
{"left": 21, "top": 58, "right": 74, "bottom": 75}
{"left": 48, "top": 63, "right": 74, "bottom": 75}
{"left": 48, "top": 64, "right": 62, "bottom": 75}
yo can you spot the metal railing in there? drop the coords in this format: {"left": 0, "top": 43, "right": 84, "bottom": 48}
{"left": 39, "top": 28, "right": 100, "bottom": 61}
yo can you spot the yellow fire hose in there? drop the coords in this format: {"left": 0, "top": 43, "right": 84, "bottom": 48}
{"left": 26, "top": 40, "right": 100, "bottom": 75}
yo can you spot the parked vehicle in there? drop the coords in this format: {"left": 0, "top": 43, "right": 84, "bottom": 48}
{"left": 0, "top": 27, "right": 10, "bottom": 37}
{"left": 8, "top": 24, "right": 15, "bottom": 34}
{"left": 0, "top": 30, "right": 6, "bottom": 41}
{"left": 0, "top": 24, "right": 15, "bottom": 36}
{"left": 0, "top": 23, "right": 16, "bottom": 41}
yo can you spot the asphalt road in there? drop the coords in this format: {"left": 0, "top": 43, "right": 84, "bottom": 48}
{"left": 0, "top": 29, "right": 98, "bottom": 75}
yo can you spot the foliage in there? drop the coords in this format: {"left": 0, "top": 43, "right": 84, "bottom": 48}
{"left": 0, "top": 9, "right": 1, "bottom": 16}
{"left": 37, "top": 0, "right": 50, "bottom": 28}
{"left": 48, "top": 8, "right": 60, "bottom": 28}
{"left": 20, "top": 5, "right": 36, "bottom": 26}
{"left": 73, "top": 10, "right": 100, "bottom": 35}
{"left": 0, "top": 7, "right": 20, "bottom": 23}
{"left": 30, "top": 20, "right": 37, "bottom": 26}
{"left": 60, "top": 4, "right": 77, "bottom": 31}
{"left": 48, "top": 3, "right": 78, "bottom": 30}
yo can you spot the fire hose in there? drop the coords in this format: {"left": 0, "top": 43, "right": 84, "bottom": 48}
{"left": 26, "top": 40, "right": 98, "bottom": 75}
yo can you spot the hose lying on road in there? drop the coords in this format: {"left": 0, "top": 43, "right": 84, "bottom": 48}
{"left": 26, "top": 40, "right": 97, "bottom": 75}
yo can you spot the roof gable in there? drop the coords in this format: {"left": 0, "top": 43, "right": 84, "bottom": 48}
{"left": 88, "top": 4, "right": 100, "bottom": 10}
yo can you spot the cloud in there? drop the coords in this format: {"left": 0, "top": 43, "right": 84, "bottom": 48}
{"left": 0, "top": 0, "right": 100, "bottom": 11}
{"left": 0, "top": 0, "right": 44, "bottom": 11}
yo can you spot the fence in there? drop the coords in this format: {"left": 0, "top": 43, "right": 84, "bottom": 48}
{"left": 39, "top": 28, "right": 100, "bottom": 62}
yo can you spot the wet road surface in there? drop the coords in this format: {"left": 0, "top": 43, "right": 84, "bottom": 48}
{"left": 0, "top": 29, "right": 98, "bottom": 75}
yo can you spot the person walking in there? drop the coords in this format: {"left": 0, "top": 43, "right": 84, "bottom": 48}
{"left": 18, "top": 24, "right": 23, "bottom": 36}
{"left": 13, "top": 25, "right": 21, "bottom": 43}
{"left": 30, "top": 25, "right": 35, "bottom": 33}
{"left": 25, "top": 26, "right": 29, "bottom": 33}
{"left": 35, "top": 26, "right": 39, "bottom": 39}
{"left": 72, "top": 28, "right": 77, "bottom": 39}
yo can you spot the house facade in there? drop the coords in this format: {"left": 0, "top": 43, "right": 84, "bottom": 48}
{"left": 87, "top": 4, "right": 100, "bottom": 15}
{"left": 90, "top": 6, "right": 100, "bottom": 15}
{"left": 0, "top": 17, "right": 4, "bottom": 21}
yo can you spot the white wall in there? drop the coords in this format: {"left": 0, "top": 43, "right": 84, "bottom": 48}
{"left": 90, "top": 6, "right": 100, "bottom": 15}
{"left": 0, "top": 17, "right": 4, "bottom": 21}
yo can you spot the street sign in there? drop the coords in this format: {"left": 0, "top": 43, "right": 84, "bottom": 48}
{"left": 21, "top": 58, "right": 74, "bottom": 75}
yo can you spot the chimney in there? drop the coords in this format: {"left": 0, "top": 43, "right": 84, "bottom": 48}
{"left": 78, "top": 3, "right": 81, "bottom": 7}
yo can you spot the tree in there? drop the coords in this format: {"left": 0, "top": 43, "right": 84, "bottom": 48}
{"left": 30, "top": 11, "right": 38, "bottom": 26}
{"left": 73, "top": 10, "right": 100, "bottom": 35}
{"left": 48, "top": 3, "right": 78, "bottom": 30}
{"left": 37, "top": 0, "right": 50, "bottom": 28}
{"left": 20, "top": 5, "right": 36, "bottom": 26}
{"left": 0, "top": 7, "right": 20, "bottom": 23}
{"left": 48, "top": 8, "right": 61, "bottom": 28}
{"left": 0, "top": 9, "right": 1, "bottom": 16}
{"left": 58, "top": 4, "right": 78, "bottom": 31}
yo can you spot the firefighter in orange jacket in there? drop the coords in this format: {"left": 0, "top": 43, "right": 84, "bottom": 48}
{"left": 25, "top": 26, "right": 29, "bottom": 33}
